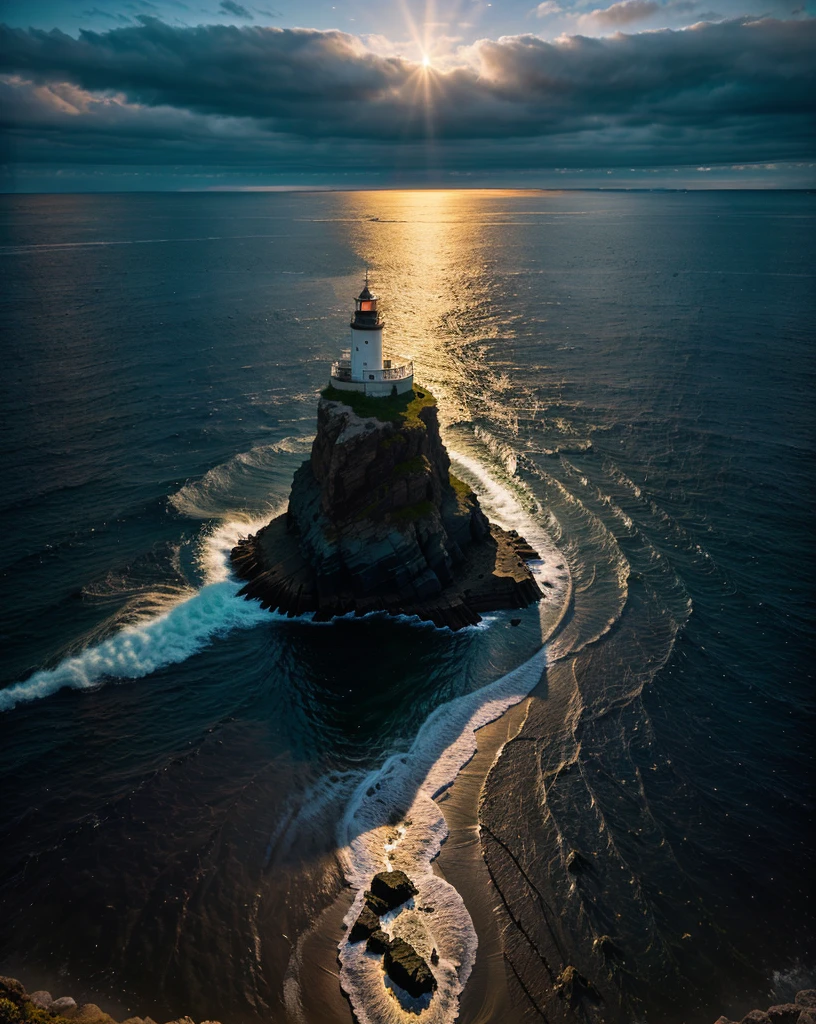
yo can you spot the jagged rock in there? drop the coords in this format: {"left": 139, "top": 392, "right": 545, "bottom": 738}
{"left": 366, "top": 929, "right": 392, "bottom": 955}
{"left": 349, "top": 903, "right": 381, "bottom": 943}
{"left": 30, "top": 992, "right": 54, "bottom": 1010}
{"left": 714, "top": 1017, "right": 735, "bottom": 1024}
{"left": 798, "top": 1012, "right": 816, "bottom": 1024}
{"left": 767, "top": 1005, "right": 802, "bottom": 1024}
{"left": 510, "top": 617, "right": 521, "bottom": 626}
{"left": 383, "top": 937, "right": 437, "bottom": 998}
{"left": 232, "top": 388, "right": 543, "bottom": 629}
{"left": 430, "top": 949, "right": 439, "bottom": 966}
{"left": 51, "top": 997, "right": 78, "bottom": 1014}
{"left": 162, "top": 1017, "right": 195, "bottom": 1024}
{"left": 740, "top": 1012, "right": 771, "bottom": 1024}
{"left": 798, "top": 994, "right": 816, "bottom": 1009}
{"left": 363, "top": 891, "right": 390, "bottom": 916}
{"left": 369, "top": 870, "right": 417, "bottom": 911}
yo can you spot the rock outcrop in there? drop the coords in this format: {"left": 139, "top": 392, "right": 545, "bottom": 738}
{"left": 231, "top": 385, "right": 543, "bottom": 629}
{"left": 383, "top": 938, "right": 437, "bottom": 998}
{"left": 345, "top": 870, "right": 437, "bottom": 1000}
{"left": 0, "top": 977, "right": 221, "bottom": 1024}
{"left": 714, "top": 990, "right": 816, "bottom": 1024}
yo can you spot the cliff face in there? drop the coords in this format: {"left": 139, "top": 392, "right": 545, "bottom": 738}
{"left": 289, "top": 391, "right": 490, "bottom": 603}
{"left": 231, "top": 386, "right": 542, "bottom": 629}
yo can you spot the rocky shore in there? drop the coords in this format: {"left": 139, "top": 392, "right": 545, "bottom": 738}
{"left": 0, "top": 978, "right": 220, "bottom": 1024}
{"left": 715, "top": 991, "right": 816, "bottom": 1024}
{"left": 231, "top": 385, "right": 543, "bottom": 629}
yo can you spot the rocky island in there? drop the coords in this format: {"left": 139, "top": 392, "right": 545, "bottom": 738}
{"left": 231, "top": 383, "right": 543, "bottom": 629}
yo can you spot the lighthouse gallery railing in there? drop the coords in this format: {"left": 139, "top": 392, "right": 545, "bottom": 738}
{"left": 331, "top": 359, "right": 413, "bottom": 383}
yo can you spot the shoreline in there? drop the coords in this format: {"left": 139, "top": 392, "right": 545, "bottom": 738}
{"left": 433, "top": 697, "right": 534, "bottom": 1024}
{"left": 291, "top": 559, "right": 574, "bottom": 1023}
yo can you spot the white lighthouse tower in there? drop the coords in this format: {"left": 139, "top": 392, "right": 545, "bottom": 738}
{"left": 329, "top": 275, "right": 414, "bottom": 397}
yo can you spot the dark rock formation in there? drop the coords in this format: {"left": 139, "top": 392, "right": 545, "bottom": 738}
{"left": 365, "top": 929, "right": 392, "bottom": 955}
{"left": 348, "top": 903, "right": 381, "bottom": 943}
{"left": 368, "top": 870, "right": 417, "bottom": 910}
{"left": 349, "top": 870, "right": 419, "bottom": 944}
{"left": 231, "top": 386, "right": 543, "bottom": 630}
{"left": 0, "top": 976, "right": 221, "bottom": 1024}
{"left": 383, "top": 937, "right": 438, "bottom": 998}
{"left": 714, "top": 991, "right": 816, "bottom": 1024}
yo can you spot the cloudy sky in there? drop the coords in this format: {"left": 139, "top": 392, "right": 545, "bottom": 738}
{"left": 0, "top": 0, "right": 814, "bottom": 190}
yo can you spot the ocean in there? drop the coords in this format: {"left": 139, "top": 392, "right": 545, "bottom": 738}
{"left": 0, "top": 189, "right": 813, "bottom": 1024}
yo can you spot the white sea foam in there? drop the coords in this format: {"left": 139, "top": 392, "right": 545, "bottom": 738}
{"left": 0, "top": 516, "right": 272, "bottom": 713}
{"left": 334, "top": 450, "right": 571, "bottom": 1024}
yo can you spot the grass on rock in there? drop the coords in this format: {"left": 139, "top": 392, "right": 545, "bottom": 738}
{"left": 322, "top": 384, "right": 437, "bottom": 427}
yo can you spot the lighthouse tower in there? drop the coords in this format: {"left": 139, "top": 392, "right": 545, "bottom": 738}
{"left": 350, "top": 277, "right": 384, "bottom": 381}
{"left": 329, "top": 275, "right": 414, "bottom": 397}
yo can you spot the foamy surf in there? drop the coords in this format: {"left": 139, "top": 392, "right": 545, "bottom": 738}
{"left": 334, "top": 448, "right": 571, "bottom": 1024}
{"left": 0, "top": 516, "right": 273, "bottom": 713}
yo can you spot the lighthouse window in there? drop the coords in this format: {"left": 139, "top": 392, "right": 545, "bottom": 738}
{"left": 369, "top": 375, "right": 375, "bottom": 380}
{"left": 365, "top": 339, "right": 368, "bottom": 344}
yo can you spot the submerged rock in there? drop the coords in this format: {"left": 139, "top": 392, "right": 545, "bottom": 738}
{"left": 593, "top": 934, "right": 624, "bottom": 964}
{"left": 383, "top": 937, "right": 438, "bottom": 998}
{"left": 566, "top": 849, "right": 590, "bottom": 874}
{"left": 231, "top": 387, "right": 543, "bottom": 629}
{"left": 555, "top": 965, "right": 600, "bottom": 1003}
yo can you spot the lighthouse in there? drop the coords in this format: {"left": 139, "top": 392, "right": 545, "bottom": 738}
{"left": 329, "top": 275, "right": 414, "bottom": 397}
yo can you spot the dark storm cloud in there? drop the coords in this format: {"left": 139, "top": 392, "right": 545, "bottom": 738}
{"left": 0, "top": 16, "right": 813, "bottom": 171}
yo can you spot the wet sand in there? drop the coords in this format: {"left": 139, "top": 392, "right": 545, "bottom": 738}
{"left": 434, "top": 694, "right": 536, "bottom": 1024}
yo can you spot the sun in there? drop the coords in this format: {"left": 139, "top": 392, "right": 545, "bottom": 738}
{"left": 421, "top": 54, "right": 432, "bottom": 69}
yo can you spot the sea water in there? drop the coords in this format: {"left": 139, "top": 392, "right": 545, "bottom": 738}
{"left": 0, "top": 189, "right": 813, "bottom": 1023}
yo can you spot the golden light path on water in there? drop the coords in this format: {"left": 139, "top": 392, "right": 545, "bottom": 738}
{"left": 307, "top": 190, "right": 575, "bottom": 1024}
{"left": 330, "top": 189, "right": 550, "bottom": 428}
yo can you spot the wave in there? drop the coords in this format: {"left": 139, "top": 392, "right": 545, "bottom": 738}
{"left": 0, "top": 518, "right": 271, "bottom": 713}
{"left": 170, "top": 438, "right": 313, "bottom": 519}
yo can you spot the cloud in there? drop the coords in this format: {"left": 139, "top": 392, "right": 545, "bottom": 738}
{"left": 219, "top": 0, "right": 254, "bottom": 18}
{"left": 534, "top": 1, "right": 563, "bottom": 16}
{"left": 579, "top": 0, "right": 661, "bottom": 27}
{"left": 0, "top": 16, "right": 813, "bottom": 175}
{"left": 576, "top": 0, "right": 722, "bottom": 29}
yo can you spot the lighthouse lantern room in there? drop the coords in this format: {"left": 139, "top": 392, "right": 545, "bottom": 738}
{"left": 329, "top": 275, "right": 414, "bottom": 397}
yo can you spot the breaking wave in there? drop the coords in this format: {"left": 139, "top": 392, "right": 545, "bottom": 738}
{"left": 0, "top": 518, "right": 272, "bottom": 713}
